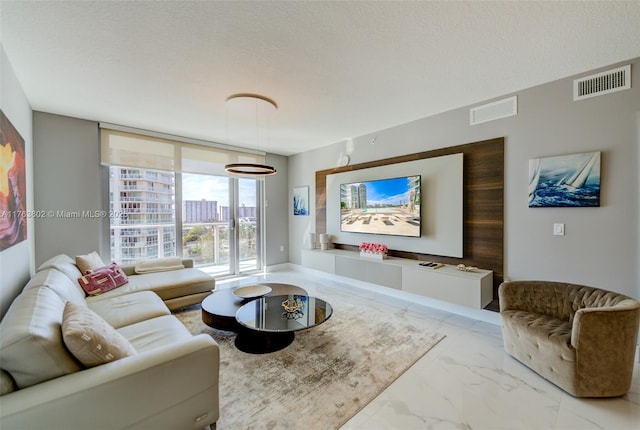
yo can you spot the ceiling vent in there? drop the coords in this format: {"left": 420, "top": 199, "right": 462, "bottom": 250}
{"left": 573, "top": 65, "right": 631, "bottom": 101}
{"left": 469, "top": 96, "right": 517, "bottom": 126}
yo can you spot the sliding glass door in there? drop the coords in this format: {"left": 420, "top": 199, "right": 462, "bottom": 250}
{"left": 235, "top": 177, "right": 261, "bottom": 274}
{"left": 181, "top": 173, "right": 231, "bottom": 275}
{"left": 181, "top": 173, "right": 262, "bottom": 276}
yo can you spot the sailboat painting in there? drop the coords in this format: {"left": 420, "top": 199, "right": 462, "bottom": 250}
{"left": 529, "top": 151, "right": 601, "bottom": 208}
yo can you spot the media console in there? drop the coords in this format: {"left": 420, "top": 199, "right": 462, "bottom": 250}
{"left": 301, "top": 249, "right": 493, "bottom": 309}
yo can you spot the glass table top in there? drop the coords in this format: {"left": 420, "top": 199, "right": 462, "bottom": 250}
{"left": 235, "top": 295, "right": 333, "bottom": 333}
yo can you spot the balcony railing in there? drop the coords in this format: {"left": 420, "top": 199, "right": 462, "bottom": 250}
{"left": 111, "top": 221, "right": 257, "bottom": 272}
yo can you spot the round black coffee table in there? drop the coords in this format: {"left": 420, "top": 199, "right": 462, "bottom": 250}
{"left": 201, "top": 283, "right": 308, "bottom": 332}
{"left": 235, "top": 295, "right": 333, "bottom": 354}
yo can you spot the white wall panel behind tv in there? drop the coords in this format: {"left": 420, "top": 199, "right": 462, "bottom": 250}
{"left": 326, "top": 153, "right": 463, "bottom": 258}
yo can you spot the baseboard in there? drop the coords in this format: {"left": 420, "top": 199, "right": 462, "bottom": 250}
{"left": 264, "top": 262, "right": 296, "bottom": 273}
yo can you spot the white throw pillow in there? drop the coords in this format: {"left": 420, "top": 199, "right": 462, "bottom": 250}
{"left": 61, "top": 302, "right": 136, "bottom": 368}
{"left": 75, "top": 251, "right": 106, "bottom": 274}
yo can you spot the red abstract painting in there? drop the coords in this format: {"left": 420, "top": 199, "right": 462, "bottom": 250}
{"left": 1, "top": 110, "right": 27, "bottom": 251}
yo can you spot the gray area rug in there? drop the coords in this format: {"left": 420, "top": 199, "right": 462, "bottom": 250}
{"left": 174, "top": 286, "right": 444, "bottom": 430}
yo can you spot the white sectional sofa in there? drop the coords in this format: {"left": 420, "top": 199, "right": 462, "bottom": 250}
{"left": 0, "top": 254, "right": 219, "bottom": 430}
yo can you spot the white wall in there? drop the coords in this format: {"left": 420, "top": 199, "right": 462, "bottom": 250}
{"left": 264, "top": 153, "right": 289, "bottom": 265}
{"left": 0, "top": 46, "right": 34, "bottom": 318}
{"left": 32, "top": 112, "right": 102, "bottom": 265}
{"left": 289, "top": 58, "right": 640, "bottom": 300}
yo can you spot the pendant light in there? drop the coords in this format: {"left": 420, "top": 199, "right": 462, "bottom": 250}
{"left": 224, "top": 94, "right": 277, "bottom": 176}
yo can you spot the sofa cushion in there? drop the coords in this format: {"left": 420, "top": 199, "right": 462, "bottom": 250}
{"left": 0, "top": 287, "right": 82, "bottom": 389}
{"left": 62, "top": 302, "right": 137, "bottom": 368}
{"left": 87, "top": 291, "right": 171, "bottom": 329}
{"left": 116, "top": 315, "right": 193, "bottom": 353}
{"left": 23, "top": 268, "right": 87, "bottom": 305}
{"left": 37, "top": 254, "right": 84, "bottom": 284}
{"left": 75, "top": 251, "right": 106, "bottom": 274}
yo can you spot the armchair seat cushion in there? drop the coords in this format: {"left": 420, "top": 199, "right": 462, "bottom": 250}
{"left": 87, "top": 291, "right": 170, "bottom": 329}
{"left": 501, "top": 310, "right": 575, "bottom": 389}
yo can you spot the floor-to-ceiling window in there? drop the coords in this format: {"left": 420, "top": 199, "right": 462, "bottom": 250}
{"left": 102, "top": 125, "right": 265, "bottom": 277}
{"left": 109, "top": 167, "right": 176, "bottom": 264}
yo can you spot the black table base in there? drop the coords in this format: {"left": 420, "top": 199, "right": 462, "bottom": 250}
{"left": 234, "top": 328, "right": 295, "bottom": 354}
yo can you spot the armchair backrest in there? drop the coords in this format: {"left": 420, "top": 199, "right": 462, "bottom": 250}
{"left": 499, "top": 280, "right": 635, "bottom": 324}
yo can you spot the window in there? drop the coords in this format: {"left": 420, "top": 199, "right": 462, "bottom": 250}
{"left": 101, "top": 125, "right": 265, "bottom": 276}
{"left": 109, "top": 167, "right": 176, "bottom": 265}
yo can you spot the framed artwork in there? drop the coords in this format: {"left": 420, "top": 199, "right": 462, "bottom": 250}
{"left": 293, "top": 186, "right": 309, "bottom": 216}
{"left": 529, "top": 151, "right": 600, "bottom": 207}
{"left": 1, "top": 110, "right": 28, "bottom": 251}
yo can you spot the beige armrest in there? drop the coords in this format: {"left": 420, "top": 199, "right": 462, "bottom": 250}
{"left": 569, "top": 302, "right": 639, "bottom": 394}
{"left": 571, "top": 300, "right": 640, "bottom": 350}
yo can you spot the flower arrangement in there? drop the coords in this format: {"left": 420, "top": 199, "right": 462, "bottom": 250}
{"left": 359, "top": 242, "right": 388, "bottom": 259}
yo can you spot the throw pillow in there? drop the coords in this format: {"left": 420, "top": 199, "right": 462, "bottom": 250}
{"left": 77, "top": 271, "right": 118, "bottom": 296}
{"left": 0, "top": 370, "right": 17, "bottom": 395}
{"left": 88, "top": 262, "right": 129, "bottom": 288}
{"left": 75, "top": 251, "right": 106, "bottom": 274}
{"left": 61, "top": 302, "right": 136, "bottom": 368}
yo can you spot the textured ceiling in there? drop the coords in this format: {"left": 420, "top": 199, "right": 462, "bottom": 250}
{"left": 2, "top": 1, "right": 639, "bottom": 156}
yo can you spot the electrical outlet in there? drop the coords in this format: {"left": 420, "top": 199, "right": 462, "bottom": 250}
{"left": 279, "top": 245, "right": 285, "bottom": 252}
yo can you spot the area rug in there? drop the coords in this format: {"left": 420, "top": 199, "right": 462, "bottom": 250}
{"left": 174, "top": 286, "right": 444, "bottom": 430}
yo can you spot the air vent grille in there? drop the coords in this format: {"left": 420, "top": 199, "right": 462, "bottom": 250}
{"left": 573, "top": 65, "right": 631, "bottom": 101}
{"left": 469, "top": 96, "right": 517, "bottom": 126}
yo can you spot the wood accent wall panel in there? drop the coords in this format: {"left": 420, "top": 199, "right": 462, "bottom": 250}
{"left": 315, "top": 137, "right": 504, "bottom": 300}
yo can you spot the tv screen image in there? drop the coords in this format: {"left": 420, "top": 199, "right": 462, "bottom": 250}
{"left": 340, "top": 175, "right": 421, "bottom": 237}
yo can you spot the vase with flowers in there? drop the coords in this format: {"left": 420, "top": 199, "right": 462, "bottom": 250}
{"left": 359, "top": 242, "right": 388, "bottom": 260}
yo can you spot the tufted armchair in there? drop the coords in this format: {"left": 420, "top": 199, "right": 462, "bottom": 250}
{"left": 499, "top": 280, "right": 640, "bottom": 397}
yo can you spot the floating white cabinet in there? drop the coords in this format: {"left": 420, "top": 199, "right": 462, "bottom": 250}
{"left": 300, "top": 249, "right": 493, "bottom": 309}
{"left": 300, "top": 249, "right": 335, "bottom": 273}
{"left": 401, "top": 265, "right": 493, "bottom": 309}
{"left": 335, "top": 256, "right": 402, "bottom": 290}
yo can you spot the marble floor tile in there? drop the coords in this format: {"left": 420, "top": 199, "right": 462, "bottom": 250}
{"left": 219, "top": 268, "right": 640, "bottom": 430}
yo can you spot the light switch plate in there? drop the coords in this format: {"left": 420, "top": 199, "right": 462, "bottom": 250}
{"left": 554, "top": 223, "right": 565, "bottom": 236}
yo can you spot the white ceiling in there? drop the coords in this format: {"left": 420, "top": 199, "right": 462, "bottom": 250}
{"left": 1, "top": 1, "right": 639, "bottom": 156}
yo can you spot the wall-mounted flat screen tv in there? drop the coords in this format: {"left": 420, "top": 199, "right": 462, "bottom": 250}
{"left": 340, "top": 175, "right": 421, "bottom": 237}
